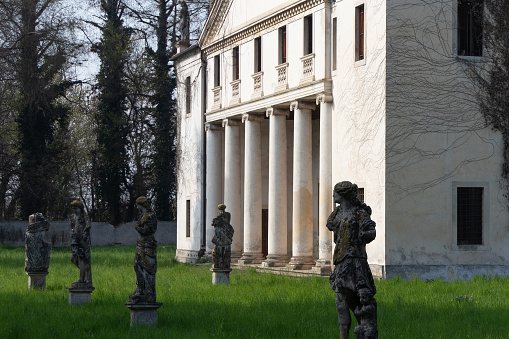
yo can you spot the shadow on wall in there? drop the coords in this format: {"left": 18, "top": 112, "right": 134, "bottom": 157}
{"left": 0, "top": 221, "right": 177, "bottom": 247}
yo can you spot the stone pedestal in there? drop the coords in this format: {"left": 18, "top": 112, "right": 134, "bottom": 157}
{"left": 66, "top": 287, "right": 95, "bottom": 305}
{"left": 125, "top": 302, "right": 163, "bottom": 326}
{"left": 211, "top": 268, "right": 232, "bottom": 285}
{"left": 311, "top": 259, "right": 332, "bottom": 275}
{"left": 27, "top": 272, "right": 48, "bottom": 289}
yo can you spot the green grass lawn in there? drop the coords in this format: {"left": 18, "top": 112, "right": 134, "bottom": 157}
{"left": 1, "top": 245, "right": 509, "bottom": 338}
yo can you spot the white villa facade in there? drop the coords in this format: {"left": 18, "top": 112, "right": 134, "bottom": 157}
{"left": 172, "top": 0, "right": 509, "bottom": 280}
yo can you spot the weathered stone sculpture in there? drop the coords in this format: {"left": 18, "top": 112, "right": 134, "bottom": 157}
{"left": 67, "top": 200, "right": 94, "bottom": 305}
{"left": 25, "top": 213, "right": 51, "bottom": 289}
{"left": 126, "top": 196, "right": 161, "bottom": 326}
{"left": 178, "top": 0, "right": 190, "bottom": 43}
{"left": 327, "top": 181, "right": 378, "bottom": 339}
{"left": 211, "top": 204, "right": 234, "bottom": 270}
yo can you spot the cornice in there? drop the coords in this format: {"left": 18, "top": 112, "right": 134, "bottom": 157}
{"left": 202, "top": 0, "right": 326, "bottom": 55}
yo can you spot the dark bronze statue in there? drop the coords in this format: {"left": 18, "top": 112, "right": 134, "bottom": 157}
{"left": 25, "top": 213, "right": 51, "bottom": 274}
{"left": 211, "top": 204, "right": 234, "bottom": 269}
{"left": 178, "top": 0, "right": 190, "bottom": 42}
{"left": 129, "top": 196, "right": 158, "bottom": 303}
{"left": 327, "top": 181, "right": 378, "bottom": 339}
{"left": 69, "top": 200, "right": 93, "bottom": 289}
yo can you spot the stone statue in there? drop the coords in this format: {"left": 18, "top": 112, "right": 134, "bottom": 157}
{"left": 327, "top": 181, "right": 378, "bottom": 339}
{"left": 211, "top": 204, "right": 234, "bottom": 269}
{"left": 178, "top": 0, "right": 190, "bottom": 43}
{"left": 69, "top": 200, "right": 93, "bottom": 289}
{"left": 25, "top": 213, "right": 51, "bottom": 274}
{"left": 129, "top": 196, "right": 158, "bottom": 303}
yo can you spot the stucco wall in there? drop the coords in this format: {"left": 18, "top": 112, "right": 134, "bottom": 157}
{"left": 0, "top": 221, "right": 176, "bottom": 247}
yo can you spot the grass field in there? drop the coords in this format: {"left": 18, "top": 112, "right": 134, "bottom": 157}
{"left": 1, "top": 245, "right": 509, "bottom": 338}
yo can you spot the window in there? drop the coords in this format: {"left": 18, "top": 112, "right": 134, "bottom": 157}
{"left": 232, "top": 46, "right": 240, "bottom": 80}
{"left": 457, "top": 0, "right": 483, "bottom": 56}
{"left": 279, "top": 26, "right": 287, "bottom": 64}
{"left": 304, "top": 15, "right": 313, "bottom": 55}
{"left": 214, "top": 55, "right": 220, "bottom": 87}
{"left": 355, "top": 4, "right": 365, "bottom": 61}
{"left": 457, "top": 187, "right": 483, "bottom": 245}
{"left": 186, "top": 200, "right": 191, "bottom": 237}
{"left": 357, "top": 187, "right": 365, "bottom": 202}
{"left": 254, "top": 37, "right": 262, "bottom": 73}
{"left": 185, "top": 76, "right": 191, "bottom": 114}
{"left": 332, "top": 17, "right": 337, "bottom": 70}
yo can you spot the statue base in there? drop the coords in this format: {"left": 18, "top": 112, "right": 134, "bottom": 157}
{"left": 211, "top": 268, "right": 232, "bottom": 285}
{"left": 312, "top": 259, "right": 332, "bottom": 275}
{"left": 125, "top": 302, "right": 163, "bottom": 326}
{"left": 66, "top": 286, "right": 95, "bottom": 305}
{"left": 26, "top": 272, "right": 48, "bottom": 289}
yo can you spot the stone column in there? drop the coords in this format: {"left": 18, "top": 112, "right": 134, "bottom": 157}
{"left": 288, "top": 101, "right": 316, "bottom": 270}
{"left": 238, "top": 113, "right": 265, "bottom": 265}
{"left": 313, "top": 94, "right": 333, "bottom": 275}
{"left": 222, "top": 118, "right": 243, "bottom": 262}
{"left": 205, "top": 123, "right": 223, "bottom": 256}
{"left": 262, "top": 107, "right": 289, "bottom": 267}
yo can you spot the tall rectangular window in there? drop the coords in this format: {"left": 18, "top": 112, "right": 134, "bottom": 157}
{"left": 232, "top": 46, "right": 240, "bottom": 80}
{"left": 458, "top": 0, "right": 483, "bottom": 56}
{"left": 457, "top": 187, "right": 483, "bottom": 245}
{"left": 185, "top": 76, "right": 191, "bottom": 114}
{"left": 332, "top": 17, "right": 337, "bottom": 70}
{"left": 279, "top": 26, "right": 287, "bottom": 64}
{"left": 304, "top": 14, "right": 313, "bottom": 55}
{"left": 254, "top": 37, "right": 262, "bottom": 73}
{"left": 355, "top": 4, "right": 365, "bottom": 61}
{"left": 214, "top": 54, "right": 220, "bottom": 87}
{"left": 186, "top": 200, "right": 191, "bottom": 237}
{"left": 357, "top": 187, "right": 365, "bottom": 202}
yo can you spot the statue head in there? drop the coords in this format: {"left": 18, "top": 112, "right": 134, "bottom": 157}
{"left": 70, "top": 200, "right": 85, "bottom": 213}
{"left": 29, "top": 212, "right": 45, "bottom": 225}
{"left": 333, "top": 181, "right": 358, "bottom": 202}
{"left": 136, "top": 196, "right": 152, "bottom": 211}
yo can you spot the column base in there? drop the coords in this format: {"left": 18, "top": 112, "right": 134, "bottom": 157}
{"left": 286, "top": 256, "right": 315, "bottom": 270}
{"left": 262, "top": 254, "right": 289, "bottom": 267}
{"left": 125, "top": 302, "right": 163, "bottom": 326}
{"left": 312, "top": 259, "right": 333, "bottom": 275}
{"left": 66, "top": 286, "right": 95, "bottom": 305}
{"left": 26, "top": 272, "right": 48, "bottom": 289}
{"left": 230, "top": 250, "right": 243, "bottom": 264}
{"left": 211, "top": 268, "right": 232, "bottom": 285}
{"left": 238, "top": 252, "right": 265, "bottom": 265}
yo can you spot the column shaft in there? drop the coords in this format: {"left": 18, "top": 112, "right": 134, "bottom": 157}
{"left": 205, "top": 124, "right": 223, "bottom": 255}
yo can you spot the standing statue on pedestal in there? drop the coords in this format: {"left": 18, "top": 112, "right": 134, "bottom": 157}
{"left": 25, "top": 212, "right": 52, "bottom": 275}
{"left": 178, "top": 0, "right": 190, "bottom": 43}
{"left": 211, "top": 204, "right": 234, "bottom": 269}
{"left": 129, "top": 196, "right": 158, "bottom": 303}
{"left": 327, "top": 181, "right": 378, "bottom": 339}
{"left": 69, "top": 200, "right": 93, "bottom": 289}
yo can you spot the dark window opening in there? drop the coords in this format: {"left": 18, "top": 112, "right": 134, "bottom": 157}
{"left": 214, "top": 55, "right": 220, "bottom": 87}
{"left": 356, "top": 5, "right": 365, "bottom": 61}
{"left": 304, "top": 15, "right": 313, "bottom": 55}
{"left": 333, "top": 17, "right": 337, "bottom": 70}
{"left": 185, "top": 76, "right": 191, "bottom": 114}
{"left": 458, "top": 0, "right": 483, "bottom": 56}
{"left": 279, "top": 26, "right": 287, "bottom": 64}
{"left": 186, "top": 200, "right": 191, "bottom": 237}
{"left": 233, "top": 46, "right": 240, "bottom": 80}
{"left": 254, "top": 37, "right": 262, "bottom": 73}
{"left": 457, "top": 187, "right": 483, "bottom": 245}
{"left": 357, "top": 187, "right": 365, "bottom": 202}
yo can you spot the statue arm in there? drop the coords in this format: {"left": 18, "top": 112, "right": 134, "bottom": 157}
{"left": 326, "top": 207, "right": 340, "bottom": 232}
{"left": 359, "top": 214, "right": 376, "bottom": 244}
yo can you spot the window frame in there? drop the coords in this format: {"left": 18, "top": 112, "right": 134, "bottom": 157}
{"left": 232, "top": 46, "right": 240, "bottom": 81}
{"left": 355, "top": 4, "right": 365, "bottom": 62}
{"left": 279, "top": 26, "right": 287, "bottom": 64}
{"left": 214, "top": 54, "right": 221, "bottom": 87}
{"left": 185, "top": 76, "right": 191, "bottom": 115}
{"left": 303, "top": 14, "right": 313, "bottom": 56}
{"left": 457, "top": 0, "right": 484, "bottom": 57}
{"left": 254, "top": 36, "right": 262, "bottom": 73}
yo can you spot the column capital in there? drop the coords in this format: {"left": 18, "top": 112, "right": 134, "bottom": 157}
{"left": 242, "top": 113, "right": 264, "bottom": 123}
{"left": 205, "top": 122, "right": 222, "bottom": 132}
{"left": 316, "top": 93, "right": 333, "bottom": 105}
{"left": 222, "top": 118, "right": 241, "bottom": 127}
{"left": 290, "top": 101, "right": 316, "bottom": 111}
{"left": 266, "top": 107, "right": 289, "bottom": 118}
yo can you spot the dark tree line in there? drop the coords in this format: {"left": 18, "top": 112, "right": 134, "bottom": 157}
{"left": 0, "top": 0, "right": 208, "bottom": 223}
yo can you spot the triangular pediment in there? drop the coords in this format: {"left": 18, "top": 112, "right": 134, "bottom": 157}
{"left": 199, "top": 0, "right": 303, "bottom": 49}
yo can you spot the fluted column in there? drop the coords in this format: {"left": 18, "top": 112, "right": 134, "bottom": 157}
{"left": 313, "top": 94, "right": 333, "bottom": 274}
{"left": 222, "top": 118, "right": 243, "bottom": 262}
{"left": 238, "top": 113, "right": 265, "bottom": 264}
{"left": 287, "top": 101, "right": 316, "bottom": 270}
{"left": 262, "top": 107, "right": 289, "bottom": 267}
{"left": 205, "top": 123, "right": 223, "bottom": 255}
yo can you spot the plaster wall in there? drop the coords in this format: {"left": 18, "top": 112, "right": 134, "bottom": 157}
{"left": 175, "top": 49, "right": 206, "bottom": 260}
{"left": 385, "top": 0, "right": 509, "bottom": 270}
{"left": 332, "top": 0, "right": 387, "bottom": 266}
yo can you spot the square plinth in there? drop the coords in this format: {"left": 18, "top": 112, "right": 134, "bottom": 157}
{"left": 125, "top": 302, "right": 163, "bottom": 326}
{"left": 27, "top": 273, "right": 48, "bottom": 289}
{"left": 211, "top": 268, "right": 232, "bottom": 285}
{"left": 66, "top": 287, "right": 95, "bottom": 305}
